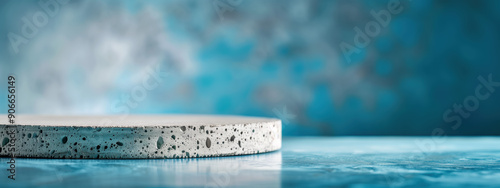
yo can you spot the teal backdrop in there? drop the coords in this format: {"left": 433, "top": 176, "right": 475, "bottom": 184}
{"left": 1, "top": 0, "right": 500, "bottom": 136}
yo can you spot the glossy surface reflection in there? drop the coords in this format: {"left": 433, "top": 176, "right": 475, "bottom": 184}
{"left": 2, "top": 137, "right": 500, "bottom": 187}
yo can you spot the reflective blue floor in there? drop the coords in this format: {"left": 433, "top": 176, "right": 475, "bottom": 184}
{"left": 2, "top": 137, "right": 500, "bottom": 187}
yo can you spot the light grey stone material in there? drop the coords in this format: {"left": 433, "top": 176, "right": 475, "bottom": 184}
{"left": 0, "top": 115, "right": 281, "bottom": 159}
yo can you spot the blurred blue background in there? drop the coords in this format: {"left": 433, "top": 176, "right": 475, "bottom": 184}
{"left": 1, "top": 0, "right": 500, "bottom": 136}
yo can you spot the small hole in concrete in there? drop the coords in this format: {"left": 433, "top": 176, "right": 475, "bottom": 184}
{"left": 206, "top": 138, "right": 211, "bottom": 148}
{"left": 157, "top": 137, "right": 164, "bottom": 149}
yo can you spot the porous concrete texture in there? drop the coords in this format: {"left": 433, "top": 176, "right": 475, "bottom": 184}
{"left": 0, "top": 115, "right": 281, "bottom": 159}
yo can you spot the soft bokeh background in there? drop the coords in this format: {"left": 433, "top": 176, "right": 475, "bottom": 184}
{"left": 1, "top": 0, "right": 500, "bottom": 136}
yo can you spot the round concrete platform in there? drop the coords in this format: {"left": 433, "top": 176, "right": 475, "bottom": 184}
{"left": 0, "top": 115, "right": 281, "bottom": 159}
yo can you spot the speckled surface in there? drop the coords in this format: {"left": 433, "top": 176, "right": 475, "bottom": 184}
{"left": 0, "top": 115, "right": 281, "bottom": 159}
{"left": 1, "top": 137, "right": 499, "bottom": 187}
